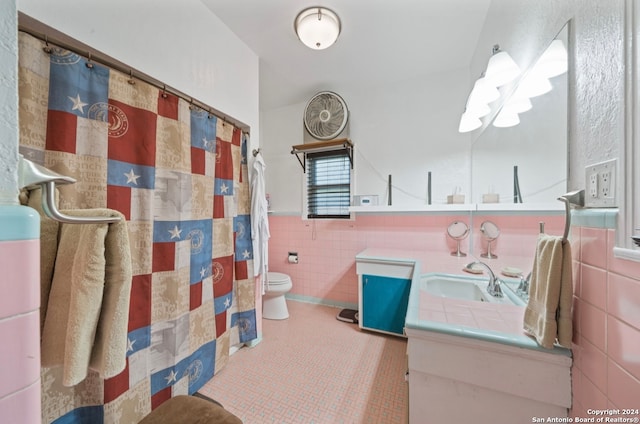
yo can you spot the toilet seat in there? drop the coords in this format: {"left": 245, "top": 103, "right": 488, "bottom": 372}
{"left": 268, "top": 272, "right": 291, "bottom": 285}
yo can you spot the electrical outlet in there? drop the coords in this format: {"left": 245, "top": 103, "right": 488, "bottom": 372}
{"left": 600, "top": 170, "right": 612, "bottom": 197}
{"left": 589, "top": 172, "right": 598, "bottom": 198}
{"left": 585, "top": 159, "right": 617, "bottom": 207}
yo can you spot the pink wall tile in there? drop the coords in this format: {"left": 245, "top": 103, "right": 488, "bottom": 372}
{"left": 607, "top": 361, "right": 640, "bottom": 409}
{"left": 578, "top": 299, "right": 607, "bottom": 351}
{"left": 607, "top": 317, "right": 640, "bottom": 380}
{"left": 608, "top": 272, "right": 640, "bottom": 329}
{"left": 577, "top": 338, "right": 607, "bottom": 391}
{"left": 578, "top": 370, "right": 608, "bottom": 411}
{"left": 572, "top": 221, "right": 640, "bottom": 415}
{"left": 0, "top": 382, "right": 41, "bottom": 424}
{"left": 570, "top": 226, "right": 581, "bottom": 262}
{"left": 0, "top": 210, "right": 41, "bottom": 422}
{"left": 471, "top": 215, "right": 564, "bottom": 259}
{"left": 580, "top": 227, "right": 608, "bottom": 269}
{"left": 269, "top": 213, "right": 565, "bottom": 306}
{"left": 580, "top": 264, "right": 607, "bottom": 310}
{"left": 572, "top": 258, "right": 582, "bottom": 297}
{"left": 572, "top": 334, "right": 583, "bottom": 369}
{"left": 0, "top": 239, "right": 40, "bottom": 320}
{"left": 607, "top": 229, "right": 640, "bottom": 278}
{"left": 0, "top": 311, "right": 40, "bottom": 399}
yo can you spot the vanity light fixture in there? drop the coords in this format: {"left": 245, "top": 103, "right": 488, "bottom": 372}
{"left": 492, "top": 109, "right": 520, "bottom": 128}
{"left": 294, "top": 7, "right": 341, "bottom": 50}
{"left": 514, "top": 72, "right": 553, "bottom": 98}
{"left": 465, "top": 76, "right": 499, "bottom": 117}
{"left": 468, "top": 76, "right": 500, "bottom": 104}
{"left": 465, "top": 100, "right": 491, "bottom": 119}
{"left": 502, "top": 95, "right": 532, "bottom": 114}
{"left": 458, "top": 110, "right": 482, "bottom": 133}
{"left": 458, "top": 75, "right": 499, "bottom": 131}
{"left": 533, "top": 39, "right": 568, "bottom": 78}
{"left": 484, "top": 45, "right": 521, "bottom": 87}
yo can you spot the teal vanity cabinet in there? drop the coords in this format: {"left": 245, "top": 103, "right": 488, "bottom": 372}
{"left": 355, "top": 252, "right": 415, "bottom": 337}
{"left": 361, "top": 274, "right": 411, "bottom": 335}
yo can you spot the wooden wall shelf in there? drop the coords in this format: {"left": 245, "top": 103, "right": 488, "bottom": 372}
{"left": 291, "top": 138, "right": 353, "bottom": 171}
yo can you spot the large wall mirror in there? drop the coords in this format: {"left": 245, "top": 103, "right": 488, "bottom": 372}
{"left": 470, "top": 24, "right": 569, "bottom": 207}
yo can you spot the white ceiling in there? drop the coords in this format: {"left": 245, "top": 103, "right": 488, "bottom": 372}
{"left": 201, "top": 0, "right": 491, "bottom": 110}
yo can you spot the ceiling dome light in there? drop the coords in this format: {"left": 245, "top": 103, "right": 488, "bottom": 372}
{"left": 294, "top": 7, "right": 341, "bottom": 50}
{"left": 485, "top": 45, "right": 521, "bottom": 87}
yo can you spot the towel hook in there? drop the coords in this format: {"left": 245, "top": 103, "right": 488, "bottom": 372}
{"left": 18, "top": 156, "right": 121, "bottom": 224}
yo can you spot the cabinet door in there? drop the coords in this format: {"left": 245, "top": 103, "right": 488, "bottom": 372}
{"left": 362, "top": 274, "right": 411, "bottom": 335}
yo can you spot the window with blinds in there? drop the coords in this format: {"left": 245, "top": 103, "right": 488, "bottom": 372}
{"left": 307, "top": 149, "right": 351, "bottom": 218}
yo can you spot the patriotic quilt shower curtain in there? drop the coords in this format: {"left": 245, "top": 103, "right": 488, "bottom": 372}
{"left": 18, "top": 32, "right": 257, "bottom": 423}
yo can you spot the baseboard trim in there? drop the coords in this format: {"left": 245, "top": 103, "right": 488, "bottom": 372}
{"left": 285, "top": 293, "right": 358, "bottom": 311}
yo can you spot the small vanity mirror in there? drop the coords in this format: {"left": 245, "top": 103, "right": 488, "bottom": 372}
{"left": 447, "top": 221, "right": 470, "bottom": 257}
{"left": 480, "top": 220, "right": 500, "bottom": 259}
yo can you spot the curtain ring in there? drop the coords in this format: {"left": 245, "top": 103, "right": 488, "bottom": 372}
{"left": 128, "top": 70, "right": 136, "bottom": 85}
{"left": 42, "top": 36, "right": 52, "bottom": 54}
{"left": 86, "top": 52, "right": 94, "bottom": 69}
{"left": 161, "top": 85, "right": 168, "bottom": 99}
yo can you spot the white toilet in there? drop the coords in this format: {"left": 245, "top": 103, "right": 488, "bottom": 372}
{"left": 263, "top": 272, "right": 293, "bottom": 320}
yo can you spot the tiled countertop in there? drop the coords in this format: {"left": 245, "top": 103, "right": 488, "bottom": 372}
{"left": 356, "top": 248, "right": 572, "bottom": 356}
{"left": 355, "top": 247, "right": 534, "bottom": 276}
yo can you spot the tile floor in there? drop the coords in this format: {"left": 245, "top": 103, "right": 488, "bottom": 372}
{"left": 198, "top": 300, "right": 408, "bottom": 423}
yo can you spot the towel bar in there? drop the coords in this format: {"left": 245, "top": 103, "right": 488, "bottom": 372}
{"left": 18, "top": 156, "right": 121, "bottom": 224}
{"left": 557, "top": 189, "right": 585, "bottom": 243}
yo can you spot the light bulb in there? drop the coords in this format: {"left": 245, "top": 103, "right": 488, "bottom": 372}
{"left": 502, "top": 96, "right": 532, "bottom": 114}
{"left": 485, "top": 48, "right": 521, "bottom": 87}
{"left": 534, "top": 39, "right": 568, "bottom": 78}
{"left": 516, "top": 73, "right": 552, "bottom": 98}
{"left": 493, "top": 110, "right": 520, "bottom": 128}
{"left": 459, "top": 112, "right": 482, "bottom": 133}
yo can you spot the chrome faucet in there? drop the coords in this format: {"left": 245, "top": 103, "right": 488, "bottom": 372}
{"left": 467, "top": 261, "right": 503, "bottom": 298}
{"left": 517, "top": 271, "right": 532, "bottom": 295}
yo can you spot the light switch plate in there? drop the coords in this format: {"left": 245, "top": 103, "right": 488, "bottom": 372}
{"left": 585, "top": 159, "right": 617, "bottom": 207}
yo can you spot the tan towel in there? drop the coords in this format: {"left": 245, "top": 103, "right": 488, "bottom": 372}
{"left": 523, "top": 234, "right": 573, "bottom": 349}
{"left": 20, "top": 187, "right": 60, "bottom": 333}
{"left": 138, "top": 395, "right": 243, "bottom": 424}
{"left": 40, "top": 208, "right": 132, "bottom": 386}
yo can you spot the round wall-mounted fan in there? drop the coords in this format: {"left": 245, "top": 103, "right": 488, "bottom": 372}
{"left": 303, "top": 91, "right": 349, "bottom": 140}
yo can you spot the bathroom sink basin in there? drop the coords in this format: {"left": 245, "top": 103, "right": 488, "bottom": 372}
{"left": 423, "top": 276, "right": 488, "bottom": 302}
{"left": 420, "top": 273, "right": 524, "bottom": 305}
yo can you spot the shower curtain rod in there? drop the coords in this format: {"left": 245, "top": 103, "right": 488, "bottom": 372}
{"left": 18, "top": 19, "right": 250, "bottom": 135}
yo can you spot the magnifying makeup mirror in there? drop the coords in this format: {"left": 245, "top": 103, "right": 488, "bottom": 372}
{"left": 480, "top": 220, "right": 500, "bottom": 259}
{"left": 447, "top": 221, "right": 470, "bottom": 257}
